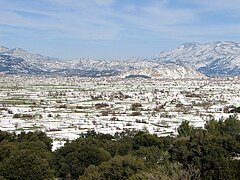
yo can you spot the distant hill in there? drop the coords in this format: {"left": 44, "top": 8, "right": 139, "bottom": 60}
{"left": 120, "top": 65, "right": 207, "bottom": 79}
{"left": 152, "top": 41, "right": 240, "bottom": 76}
{"left": 1, "top": 41, "right": 240, "bottom": 77}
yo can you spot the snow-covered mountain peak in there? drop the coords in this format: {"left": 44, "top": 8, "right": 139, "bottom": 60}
{"left": 0, "top": 42, "right": 240, "bottom": 76}
{"left": 0, "top": 46, "right": 10, "bottom": 53}
{"left": 12, "top": 47, "right": 27, "bottom": 53}
{"left": 5, "top": 47, "right": 31, "bottom": 57}
{"left": 153, "top": 41, "right": 240, "bottom": 76}
{"left": 180, "top": 42, "right": 199, "bottom": 49}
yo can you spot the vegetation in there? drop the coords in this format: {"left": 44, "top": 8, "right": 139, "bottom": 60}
{"left": 125, "top": 75, "right": 151, "bottom": 79}
{"left": 0, "top": 116, "right": 240, "bottom": 179}
{"left": 229, "top": 106, "right": 240, "bottom": 113}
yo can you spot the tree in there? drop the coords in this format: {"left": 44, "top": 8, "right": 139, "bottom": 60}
{"left": 53, "top": 144, "right": 111, "bottom": 179}
{"left": 132, "top": 146, "right": 168, "bottom": 165}
{"left": 0, "top": 130, "right": 15, "bottom": 142}
{"left": 130, "top": 103, "right": 142, "bottom": 111}
{"left": 222, "top": 115, "right": 240, "bottom": 140}
{"left": 205, "top": 119, "right": 223, "bottom": 137}
{"left": 132, "top": 132, "right": 163, "bottom": 150}
{"left": 130, "top": 163, "right": 200, "bottom": 180}
{"left": 101, "top": 139, "right": 133, "bottom": 156}
{"left": 0, "top": 141, "right": 17, "bottom": 161}
{"left": 1, "top": 149, "right": 54, "bottom": 179}
{"left": 80, "top": 155, "right": 146, "bottom": 180}
{"left": 177, "top": 120, "right": 194, "bottom": 137}
{"left": 16, "top": 131, "right": 52, "bottom": 151}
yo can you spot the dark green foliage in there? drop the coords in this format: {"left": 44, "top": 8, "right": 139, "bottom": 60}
{"left": 80, "top": 155, "right": 146, "bottom": 180}
{"left": 101, "top": 139, "right": 133, "bottom": 156}
{"left": 1, "top": 149, "right": 53, "bottom": 179}
{"left": 132, "top": 146, "right": 168, "bottom": 165}
{"left": 230, "top": 160, "right": 240, "bottom": 178}
{"left": 0, "top": 116, "right": 240, "bottom": 179}
{"left": 229, "top": 106, "right": 240, "bottom": 113}
{"left": 222, "top": 115, "right": 240, "bottom": 139}
{"left": 0, "top": 130, "right": 15, "bottom": 142}
{"left": 84, "top": 130, "right": 114, "bottom": 140}
{"left": 130, "top": 103, "right": 142, "bottom": 111}
{"left": 52, "top": 142, "right": 111, "bottom": 179}
{"left": 114, "top": 128, "right": 139, "bottom": 139}
{"left": 130, "top": 163, "right": 200, "bottom": 180}
{"left": 205, "top": 115, "right": 240, "bottom": 139}
{"left": 0, "top": 141, "right": 17, "bottom": 161}
{"left": 0, "top": 131, "right": 54, "bottom": 179}
{"left": 171, "top": 116, "right": 240, "bottom": 179}
{"left": 0, "top": 130, "right": 52, "bottom": 151}
{"left": 177, "top": 120, "right": 194, "bottom": 137}
{"left": 126, "top": 75, "right": 151, "bottom": 79}
{"left": 132, "top": 131, "right": 163, "bottom": 150}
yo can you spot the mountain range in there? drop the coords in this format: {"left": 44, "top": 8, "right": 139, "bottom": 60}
{"left": 0, "top": 41, "right": 240, "bottom": 78}
{"left": 153, "top": 41, "right": 240, "bottom": 76}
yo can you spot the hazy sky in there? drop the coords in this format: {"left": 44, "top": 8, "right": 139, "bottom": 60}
{"left": 0, "top": 0, "right": 240, "bottom": 59}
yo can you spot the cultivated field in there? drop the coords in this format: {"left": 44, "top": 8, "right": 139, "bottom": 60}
{"left": 0, "top": 75, "right": 239, "bottom": 150}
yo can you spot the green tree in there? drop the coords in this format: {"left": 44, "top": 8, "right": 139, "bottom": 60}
{"left": 177, "top": 120, "right": 194, "bottom": 137}
{"left": 80, "top": 155, "right": 146, "bottom": 180}
{"left": 1, "top": 149, "right": 54, "bottom": 179}
{"left": 0, "top": 130, "right": 15, "bottom": 142}
{"left": 222, "top": 115, "right": 240, "bottom": 139}
{"left": 133, "top": 146, "right": 168, "bottom": 165}
{"left": 132, "top": 132, "right": 163, "bottom": 150}
{"left": 16, "top": 131, "right": 52, "bottom": 151}
{"left": 130, "top": 163, "right": 200, "bottom": 180}
{"left": 53, "top": 144, "right": 111, "bottom": 179}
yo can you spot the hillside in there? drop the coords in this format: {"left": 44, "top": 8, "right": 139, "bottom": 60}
{"left": 153, "top": 41, "right": 240, "bottom": 76}
{"left": 1, "top": 41, "right": 240, "bottom": 76}
{"left": 120, "top": 65, "right": 207, "bottom": 79}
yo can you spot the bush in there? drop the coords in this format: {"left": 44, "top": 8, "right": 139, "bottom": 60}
{"left": 131, "top": 103, "right": 142, "bottom": 111}
{"left": 130, "top": 111, "right": 142, "bottom": 116}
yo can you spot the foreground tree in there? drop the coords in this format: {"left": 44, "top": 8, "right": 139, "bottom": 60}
{"left": 177, "top": 120, "right": 194, "bottom": 137}
{"left": 80, "top": 155, "right": 146, "bottom": 180}
{"left": 1, "top": 149, "right": 54, "bottom": 179}
{"left": 52, "top": 144, "right": 111, "bottom": 179}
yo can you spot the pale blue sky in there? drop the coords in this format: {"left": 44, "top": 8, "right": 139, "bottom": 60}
{"left": 0, "top": 0, "right": 240, "bottom": 59}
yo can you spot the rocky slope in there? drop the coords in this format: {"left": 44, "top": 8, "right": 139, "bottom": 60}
{"left": 120, "top": 65, "right": 207, "bottom": 79}
{"left": 0, "top": 41, "right": 240, "bottom": 76}
{"left": 152, "top": 41, "right": 240, "bottom": 76}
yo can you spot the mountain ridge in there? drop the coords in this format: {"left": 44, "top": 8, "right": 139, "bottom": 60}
{"left": 0, "top": 41, "right": 240, "bottom": 77}
{"left": 120, "top": 65, "right": 207, "bottom": 79}
{"left": 153, "top": 41, "right": 240, "bottom": 76}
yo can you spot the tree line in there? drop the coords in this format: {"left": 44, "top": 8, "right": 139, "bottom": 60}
{"left": 0, "top": 116, "right": 240, "bottom": 179}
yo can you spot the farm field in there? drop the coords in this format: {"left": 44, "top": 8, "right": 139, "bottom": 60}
{"left": 0, "top": 75, "right": 239, "bottom": 150}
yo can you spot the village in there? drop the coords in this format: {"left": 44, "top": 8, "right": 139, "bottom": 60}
{"left": 0, "top": 75, "right": 239, "bottom": 150}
